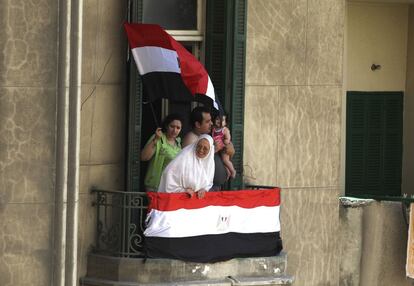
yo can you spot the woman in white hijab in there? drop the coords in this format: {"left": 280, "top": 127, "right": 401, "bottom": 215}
{"left": 157, "top": 134, "right": 215, "bottom": 198}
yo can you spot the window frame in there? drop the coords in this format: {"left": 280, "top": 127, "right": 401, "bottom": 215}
{"left": 166, "top": 0, "right": 205, "bottom": 42}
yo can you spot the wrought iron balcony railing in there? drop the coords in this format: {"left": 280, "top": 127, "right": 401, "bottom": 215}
{"left": 92, "top": 189, "right": 148, "bottom": 257}
{"left": 91, "top": 185, "right": 275, "bottom": 257}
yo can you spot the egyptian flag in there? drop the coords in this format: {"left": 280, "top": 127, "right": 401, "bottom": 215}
{"left": 144, "top": 188, "right": 283, "bottom": 263}
{"left": 124, "top": 23, "right": 218, "bottom": 109}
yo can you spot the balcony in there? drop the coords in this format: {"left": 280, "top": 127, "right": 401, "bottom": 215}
{"left": 80, "top": 187, "right": 294, "bottom": 286}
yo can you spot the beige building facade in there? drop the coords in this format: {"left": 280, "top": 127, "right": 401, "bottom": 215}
{"left": 244, "top": 1, "right": 343, "bottom": 285}
{"left": 1, "top": 0, "right": 413, "bottom": 285}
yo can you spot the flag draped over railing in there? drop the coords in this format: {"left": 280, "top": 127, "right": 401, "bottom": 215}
{"left": 144, "top": 188, "right": 283, "bottom": 263}
{"left": 124, "top": 23, "right": 219, "bottom": 110}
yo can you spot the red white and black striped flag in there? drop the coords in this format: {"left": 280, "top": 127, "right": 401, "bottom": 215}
{"left": 124, "top": 23, "right": 218, "bottom": 109}
{"left": 144, "top": 188, "right": 283, "bottom": 262}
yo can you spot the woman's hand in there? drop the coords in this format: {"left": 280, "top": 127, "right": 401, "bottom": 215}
{"left": 185, "top": 188, "right": 195, "bottom": 198}
{"left": 196, "top": 189, "right": 207, "bottom": 199}
{"left": 140, "top": 128, "right": 163, "bottom": 161}
{"left": 154, "top": 128, "right": 163, "bottom": 141}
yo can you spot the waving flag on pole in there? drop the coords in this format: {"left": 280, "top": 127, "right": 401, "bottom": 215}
{"left": 144, "top": 188, "right": 283, "bottom": 262}
{"left": 124, "top": 23, "right": 219, "bottom": 110}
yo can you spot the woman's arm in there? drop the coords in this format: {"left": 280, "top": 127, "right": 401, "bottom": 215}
{"left": 140, "top": 128, "right": 162, "bottom": 161}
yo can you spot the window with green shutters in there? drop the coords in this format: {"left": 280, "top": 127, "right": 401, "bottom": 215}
{"left": 346, "top": 91, "right": 403, "bottom": 198}
{"left": 127, "top": 0, "right": 247, "bottom": 191}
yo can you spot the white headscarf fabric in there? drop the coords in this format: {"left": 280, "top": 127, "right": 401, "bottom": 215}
{"left": 157, "top": 134, "right": 215, "bottom": 193}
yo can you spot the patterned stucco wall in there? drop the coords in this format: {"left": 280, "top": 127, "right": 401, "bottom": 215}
{"left": 77, "top": 0, "right": 127, "bottom": 281}
{"left": 0, "top": 0, "right": 58, "bottom": 285}
{"left": 0, "top": 0, "right": 127, "bottom": 284}
{"left": 244, "top": 0, "right": 344, "bottom": 285}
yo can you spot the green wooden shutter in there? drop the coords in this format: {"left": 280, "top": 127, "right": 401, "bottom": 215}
{"left": 205, "top": 0, "right": 228, "bottom": 107}
{"left": 346, "top": 95, "right": 366, "bottom": 194}
{"left": 127, "top": 0, "right": 143, "bottom": 192}
{"left": 383, "top": 94, "right": 403, "bottom": 195}
{"left": 206, "top": 0, "right": 247, "bottom": 189}
{"left": 229, "top": 0, "right": 247, "bottom": 189}
{"left": 346, "top": 92, "right": 403, "bottom": 197}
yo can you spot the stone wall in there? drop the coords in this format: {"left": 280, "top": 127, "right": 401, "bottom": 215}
{"left": 77, "top": 0, "right": 128, "bottom": 281}
{"left": 340, "top": 202, "right": 411, "bottom": 286}
{"left": 358, "top": 202, "right": 410, "bottom": 286}
{"left": 0, "top": 1, "right": 58, "bottom": 285}
{"left": 244, "top": 0, "right": 344, "bottom": 285}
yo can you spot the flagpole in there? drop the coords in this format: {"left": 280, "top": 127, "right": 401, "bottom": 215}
{"left": 149, "top": 102, "right": 160, "bottom": 127}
